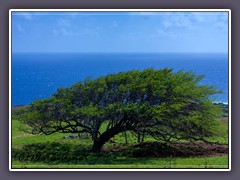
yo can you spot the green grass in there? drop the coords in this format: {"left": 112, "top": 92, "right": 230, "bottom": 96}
{"left": 11, "top": 113, "right": 229, "bottom": 169}
{"left": 12, "top": 156, "right": 228, "bottom": 169}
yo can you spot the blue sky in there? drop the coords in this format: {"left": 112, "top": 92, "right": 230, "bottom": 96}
{"left": 12, "top": 11, "right": 229, "bottom": 53}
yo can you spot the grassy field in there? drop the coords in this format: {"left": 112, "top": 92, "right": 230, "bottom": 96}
{"left": 11, "top": 108, "right": 229, "bottom": 169}
{"left": 12, "top": 156, "right": 228, "bottom": 169}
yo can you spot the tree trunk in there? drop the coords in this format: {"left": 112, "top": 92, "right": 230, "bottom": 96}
{"left": 137, "top": 133, "right": 141, "bottom": 144}
{"left": 91, "top": 125, "right": 133, "bottom": 152}
{"left": 91, "top": 132, "right": 118, "bottom": 152}
{"left": 91, "top": 140, "right": 106, "bottom": 152}
{"left": 92, "top": 117, "right": 134, "bottom": 152}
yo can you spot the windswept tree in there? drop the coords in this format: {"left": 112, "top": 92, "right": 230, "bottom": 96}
{"left": 19, "top": 68, "right": 223, "bottom": 152}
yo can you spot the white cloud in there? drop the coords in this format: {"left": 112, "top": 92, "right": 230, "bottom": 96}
{"left": 53, "top": 28, "right": 78, "bottom": 36}
{"left": 61, "top": 28, "right": 76, "bottom": 36}
{"left": 162, "top": 14, "right": 193, "bottom": 29}
{"left": 53, "top": 18, "right": 78, "bottom": 36}
{"left": 190, "top": 14, "right": 205, "bottom": 22}
{"left": 53, "top": 28, "right": 79, "bottom": 36}
{"left": 161, "top": 12, "right": 228, "bottom": 32}
{"left": 17, "top": 24, "right": 24, "bottom": 32}
{"left": 21, "top": 12, "right": 33, "bottom": 20}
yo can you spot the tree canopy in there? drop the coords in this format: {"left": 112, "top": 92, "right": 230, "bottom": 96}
{"left": 19, "top": 68, "right": 223, "bottom": 152}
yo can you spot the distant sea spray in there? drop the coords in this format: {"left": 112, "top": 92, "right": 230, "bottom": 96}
{"left": 12, "top": 53, "right": 229, "bottom": 106}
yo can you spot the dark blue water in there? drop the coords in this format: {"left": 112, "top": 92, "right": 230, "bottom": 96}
{"left": 12, "top": 53, "right": 229, "bottom": 106}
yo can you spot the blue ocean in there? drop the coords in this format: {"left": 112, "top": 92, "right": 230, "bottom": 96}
{"left": 12, "top": 53, "right": 229, "bottom": 106}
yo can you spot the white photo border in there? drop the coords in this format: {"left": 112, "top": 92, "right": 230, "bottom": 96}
{"left": 9, "top": 9, "right": 231, "bottom": 171}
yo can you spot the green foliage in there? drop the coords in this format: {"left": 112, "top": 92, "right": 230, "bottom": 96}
{"left": 18, "top": 68, "right": 223, "bottom": 152}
